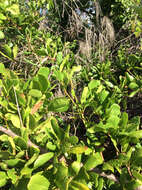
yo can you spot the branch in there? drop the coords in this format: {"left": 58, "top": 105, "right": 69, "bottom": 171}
{"left": 0, "top": 125, "right": 39, "bottom": 149}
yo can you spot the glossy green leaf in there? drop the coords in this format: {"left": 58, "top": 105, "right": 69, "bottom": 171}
{"left": 129, "top": 82, "right": 139, "bottom": 90}
{"left": 102, "top": 163, "right": 114, "bottom": 172}
{"left": 46, "top": 142, "right": 56, "bottom": 151}
{"left": 38, "top": 74, "right": 49, "bottom": 92}
{"left": 129, "top": 89, "right": 139, "bottom": 97}
{"left": 69, "top": 136, "right": 79, "bottom": 145}
{"left": 57, "top": 51, "right": 63, "bottom": 64}
{"left": 51, "top": 118, "right": 64, "bottom": 140}
{"left": 88, "top": 80, "right": 101, "bottom": 90}
{"left": 13, "top": 45, "right": 18, "bottom": 59}
{"left": 25, "top": 152, "right": 39, "bottom": 167}
{"left": 70, "top": 180, "right": 89, "bottom": 190}
{"left": 81, "top": 87, "right": 89, "bottom": 104}
{"left": 28, "top": 174, "right": 50, "bottom": 190}
{"left": 129, "top": 130, "right": 142, "bottom": 139}
{"left": 5, "top": 113, "right": 21, "bottom": 128}
{"left": 98, "top": 89, "right": 109, "bottom": 104}
{"left": 0, "top": 172, "right": 7, "bottom": 187}
{"left": 28, "top": 114, "right": 36, "bottom": 130}
{"left": 38, "top": 67, "right": 50, "bottom": 79}
{"left": 84, "top": 153, "right": 103, "bottom": 171}
{"left": 68, "top": 146, "right": 88, "bottom": 154}
{"left": 0, "top": 13, "right": 6, "bottom": 20}
{"left": 126, "top": 72, "right": 134, "bottom": 82}
{"left": 48, "top": 97, "right": 70, "bottom": 112}
{"left": 4, "top": 159, "right": 23, "bottom": 167}
{"left": 120, "top": 112, "right": 128, "bottom": 130}
{"left": 131, "top": 147, "right": 142, "bottom": 166}
{"left": 0, "top": 30, "right": 5, "bottom": 39}
{"left": 106, "top": 115, "right": 120, "bottom": 128}
{"left": 34, "top": 152, "right": 54, "bottom": 169}
{"left": 60, "top": 54, "right": 69, "bottom": 71}
{"left": 20, "top": 166, "right": 33, "bottom": 177}
{"left": 6, "top": 4, "right": 20, "bottom": 16}
{"left": 71, "top": 161, "right": 81, "bottom": 175}
{"left": 56, "top": 163, "right": 68, "bottom": 180}
{"left": 14, "top": 136, "right": 27, "bottom": 150}
{"left": 0, "top": 63, "right": 6, "bottom": 74}
{"left": 97, "top": 178, "right": 104, "bottom": 190}
{"left": 108, "top": 104, "right": 120, "bottom": 116}
{"left": 3, "top": 44, "right": 12, "bottom": 57}
{"left": 29, "top": 89, "right": 42, "bottom": 98}
{"left": 132, "top": 170, "right": 142, "bottom": 182}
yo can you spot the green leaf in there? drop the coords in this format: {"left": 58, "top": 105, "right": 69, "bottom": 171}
{"left": 48, "top": 97, "right": 70, "bottom": 112}
{"left": 70, "top": 180, "right": 89, "bottom": 190}
{"left": 20, "top": 167, "right": 33, "bottom": 177}
{"left": 0, "top": 30, "right": 5, "bottom": 39}
{"left": 120, "top": 112, "right": 128, "bottom": 130}
{"left": 28, "top": 114, "right": 36, "bottom": 130}
{"left": 60, "top": 54, "right": 70, "bottom": 72}
{"left": 38, "top": 67, "right": 50, "bottom": 80}
{"left": 34, "top": 152, "right": 54, "bottom": 169}
{"left": 13, "top": 45, "right": 18, "bottom": 59}
{"left": 0, "top": 13, "right": 6, "bottom": 20}
{"left": 56, "top": 163, "right": 68, "bottom": 181}
{"left": 51, "top": 118, "right": 64, "bottom": 141}
{"left": 5, "top": 113, "right": 21, "bottom": 128}
{"left": 97, "top": 178, "right": 104, "bottom": 190}
{"left": 68, "top": 146, "right": 88, "bottom": 154}
{"left": 0, "top": 172, "right": 7, "bottom": 187}
{"left": 0, "top": 63, "right": 6, "bottom": 74}
{"left": 129, "top": 130, "right": 142, "bottom": 139}
{"left": 131, "top": 147, "right": 142, "bottom": 166}
{"left": 0, "top": 151, "right": 10, "bottom": 160}
{"left": 129, "top": 82, "right": 139, "bottom": 90}
{"left": 46, "top": 142, "right": 56, "bottom": 151}
{"left": 103, "top": 163, "right": 114, "bottom": 172}
{"left": 88, "top": 80, "right": 101, "bottom": 90}
{"left": 71, "top": 161, "right": 81, "bottom": 175}
{"left": 98, "top": 89, "right": 109, "bottom": 104}
{"left": 13, "top": 178, "right": 29, "bottom": 190}
{"left": 57, "top": 52, "right": 63, "bottom": 64}
{"left": 81, "top": 87, "right": 89, "bottom": 104}
{"left": 3, "top": 44, "right": 12, "bottom": 57}
{"left": 25, "top": 152, "right": 39, "bottom": 167}
{"left": 108, "top": 104, "right": 120, "bottom": 116}
{"left": 70, "top": 65, "right": 82, "bottom": 77}
{"left": 29, "top": 89, "right": 42, "bottom": 98}
{"left": 69, "top": 136, "right": 79, "bottom": 145}
{"left": 106, "top": 115, "right": 120, "bottom": 128}
{"left": 6, "top": 4, "right": 20, "bottom": 16}
{"left": 129, "top": 89, "right": 139, "bottom": 97}
{"left": 84, "top": 153, "right": 103, "bottom": 171}
{"left": 125, "top": 72, "right": 134, "bottom": 82}
{"left": 28, "top": 174, "right": 50, "bottom": 190}
{"left": 7, "top": 168, "right": 17, "bottom": 184}
{"left": 38, "top": 74, "right": 49, "bottom": 92}
{"left": 4, "top": 159, "right": 23, "bottom": 167}
{"left": 132, "top": 170, "right": 142, "bottom": 182}
{"left": 14, "top": 136, "right": 27, "bottom": 150}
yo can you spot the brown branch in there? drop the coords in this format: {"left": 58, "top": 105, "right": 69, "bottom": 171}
{"left": 0, "top": 125, "right": 38, "bottom": 149}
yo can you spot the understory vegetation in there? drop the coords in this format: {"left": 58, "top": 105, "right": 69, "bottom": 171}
{"left": 0, "top": 0, "right": 142, "bottom": 189}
